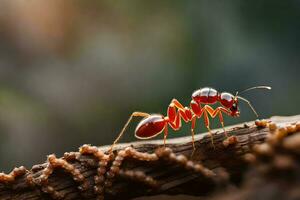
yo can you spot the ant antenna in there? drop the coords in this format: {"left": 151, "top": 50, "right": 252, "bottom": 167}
{"left": 236, "top": 86, "right": 271, "bottom": 96}
{"left": 235, "top": 85, "right": 271, "bottom": 117}
{"left": 237, "top": 96, "right": 258, "bottom": 117}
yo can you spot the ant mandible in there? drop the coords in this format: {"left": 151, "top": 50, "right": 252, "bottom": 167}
{"left": 109, "top": 86, "right": 271, "bottom": 152}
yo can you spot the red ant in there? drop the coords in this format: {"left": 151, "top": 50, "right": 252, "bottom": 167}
{"left": 109, "top": 86, "right": 271, "bottom": 152}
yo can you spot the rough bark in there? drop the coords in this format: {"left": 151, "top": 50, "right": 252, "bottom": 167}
{"left": 0, "top": 115, "right": 299, "bottom": 200}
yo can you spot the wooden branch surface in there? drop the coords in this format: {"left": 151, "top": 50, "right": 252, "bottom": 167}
{"left": 0, "top": 115, "right": 299, "bottom": 200}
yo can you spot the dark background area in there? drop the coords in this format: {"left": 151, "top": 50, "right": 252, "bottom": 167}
{"left": 0, "top": 0, "right": 299, "bottom": 171}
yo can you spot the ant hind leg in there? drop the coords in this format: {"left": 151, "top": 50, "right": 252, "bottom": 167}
{"left": 108, "top": 112, "right": 150, "bottom": 153}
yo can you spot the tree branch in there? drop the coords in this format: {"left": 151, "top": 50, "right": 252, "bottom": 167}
{"left": 0, "top": 115, "right": 299, "bottom": 200}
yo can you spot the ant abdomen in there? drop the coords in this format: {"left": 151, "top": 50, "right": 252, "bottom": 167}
{"left": 135, "top": 115, "right": 166, "bottom": 139}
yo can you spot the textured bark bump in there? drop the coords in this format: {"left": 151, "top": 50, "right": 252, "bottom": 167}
{"left": 0, "top": 115, "right": 299, "bottom": 200}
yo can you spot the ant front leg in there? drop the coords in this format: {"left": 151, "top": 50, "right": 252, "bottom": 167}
{"left": 202, "top": 105, "right": 215, "bottom": 149}
{"left": 109, "top": 112, "right": 150, "bottom": 153}
{"left": 206, "top": 106, "right": 231, "bottom": 138}
{"left": 218, "top": 111, "right": 228, "bottom": 138}
{"left": 215, "top": 107, "right": 231, "bottom": 138}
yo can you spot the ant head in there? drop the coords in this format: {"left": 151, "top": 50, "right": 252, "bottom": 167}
{"left": 219, "top": 92, "right": 240, "bottom": 117}
{"left": 230, "top": 96, "right": 240, "bottom": 117}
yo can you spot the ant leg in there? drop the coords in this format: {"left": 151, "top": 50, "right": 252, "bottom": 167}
{"left": 163, "top": 124, "right": 168, "bottom": 147}
{"left": 218, "top": 111, "right": 229, "bottom": 138}
{"left": 205, "top": 106, "right": 231, "bottom": 138}
{"left": 167, "top": 111, "right": 183, "bottom": 144}
{"left": 168, "top": 99, "right": 195, "bottom": 148}
{"left": 170, "top": 98, "right": 185, "bottom": 109}
{"left": 207, "top": 126, "right": 215, "bottom": 149}
{"left": 168, "top": 99, "right": 189, "bottom": 123}
{"left": 191, "top": 116, "right": 196, "bottom": 151}
{"left": 171, "top": 98, "right": 193, "bottom": 121}
{"left": 202, "top": 107, "right": 215, "bottom": 148}
{"left": 109, "top": 112, "right": 150, "bottom": 153}
{"left": 214, "top": 107, "right": 231, "bottom": 138}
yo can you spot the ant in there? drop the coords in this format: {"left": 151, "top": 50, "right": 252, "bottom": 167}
{"left": 109, "top": 86, "right": 271, "bottom": 152}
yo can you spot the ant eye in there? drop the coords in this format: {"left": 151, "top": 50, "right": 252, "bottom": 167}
{"left": 231, "top": 103, "right": 238, "bottom": 111}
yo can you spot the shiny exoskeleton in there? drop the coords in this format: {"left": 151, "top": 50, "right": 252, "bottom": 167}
{"left": 109, "top": 86, "right": 271, "bottom": 152}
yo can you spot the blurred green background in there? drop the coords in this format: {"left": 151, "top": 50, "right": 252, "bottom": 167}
{"left": 0, "top": 0, "right": 299, "bottom": 171}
